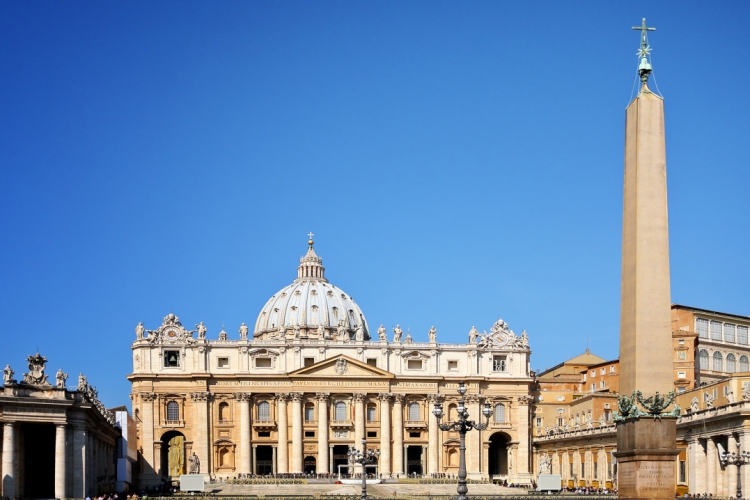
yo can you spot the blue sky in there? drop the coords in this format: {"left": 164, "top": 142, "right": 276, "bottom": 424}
{"left": 1, "top": 2, "right": 748, "bottom": 407}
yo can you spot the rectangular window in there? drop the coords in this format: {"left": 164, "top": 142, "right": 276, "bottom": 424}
{"left": 711, "top": 320, "right": 723, "bottom": 340}
{"left": 217, "top": 357, "right": 229, "bottom": 368}
{"left": 492, "top": 356, "right": 507, "bottom": 372}
{"left": 600, "top": 381, "right": 605, "bottom": 388}
{"left": 591, "top": 371, "right": 596, "bottom": 378}
{"left": 409, "top": 431, "right": 421, "bottom": 438}
{"left": 305, "top": 406, "right": 314, "bottom": 421}
{"left": 557, "top": 408, "right": 565, "bottom": 413}
{"left": 558, "top": 418, "right": 564, "bottom": 426}
{"left": 725, "top": 324, "right": 737, "bottom": 343}
{"left": 407, "top": 359, "right": 423, "bottom": 370}
{"left": 255, "top": 357, "right": 272, "bottom": 368}
{"left": 366, "top": 358, "right": 377, "bottom": 367}
{"left": 556, "top": 396, "right": 565, "bottom": 402}
{"left": 448, "top": 360, "right": 458, "bottom": 371}
{"left": 367, "top": 406, "right": 376, "bottom": 421}
{"left": 724, "top": 386, "right": 730, "bottom": 396}
{"left": 591, "top": 383, "right": 596, "bottom": 392}
{"left": 600, "top": 368, "right": 605, "bottom": 375}
{"left": 304, "top": 431, "right": 315, "bottom": 438}
{"left": 164, "top": 351, "right": 180, "bottom": 367}
{"left": 536, "top": 417, "right": 542, "bottom": 427}
{"left": 304, "top": 357, "right": 315, "bottom": 367}
{"left": 367, "top": 431, "right": 377, "bottom": 438}
{"left": 739, "top": 325, "right": 749, "bottom": 345}
{"left": 581, "top": 461, "right": 585, "bottom": 478}
{"left": 257, "top": 431, "right": 271, "bottom": 438}
{"left": 610, "top": 365, "right": 615, "bottom": 373}
{"left": 678, "top": 371, "right": 686, "bottom": 378}
{"left": 679, "top": 460, "right": 686, "bottom": 483}
{"left": 678, "top": 387, "right": 686, "bottom": 394}
{"left": 696, "top": 318, "right": 709, "bottom": 338}
{"left": 583, "top": 374, "right": 587, "bottom": 381}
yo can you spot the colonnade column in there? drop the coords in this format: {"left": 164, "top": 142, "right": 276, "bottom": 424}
{"left": 379, "top": 393, "right": 392, "bottom": 476}
{"left": 353, "top": 393, "right": 366, "bottom": 473}
{"left": 72, "top": 422, "right": 87, "bottom": 498}
{"left": 688, "top": 438, "right": 704, "bottom": 494}
{"left": 55, "top": 424, "right": 67, "bottom": 498}
{"left": 317, "top": 393, "right": 330, "bottom": 474}
{"left": 291, "top": 393, "right": 304, "bottom": 473}
{"left": 2, "top": 422, "right": 15, "bottom": 498}
{"left": 427, "top": 394, "right": 443, "bottom": 474}
{"left": 276, "top": 393, "right": 289, "bottom": 473}
{"left": 741, "top": 433, "right": 750, "bottom": 498}
{"left": 393, "top": 395, "right": 404, "bottom": 475}
{"left": 727, "top": 436, "right": 739, "bottom": 497}
{"left": 238, "top": 393, "right": 252, "bottom": 474}
{"left": 707, "top": 437, "right": 717, "bottom": 495}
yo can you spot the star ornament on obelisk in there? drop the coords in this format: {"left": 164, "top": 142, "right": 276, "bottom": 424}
{"left": 613, "top": 19, "right": 680, "bottom": 500}
{"left": 632, "top": 18, "right": 656, "bottom": 84}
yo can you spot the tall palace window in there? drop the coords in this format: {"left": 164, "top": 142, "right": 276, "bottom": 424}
{"left": 699, "top": 350, "right": 709, "bottom": 370}
{"left": 494, "top": 404, "right": 506, "bottom": 423}
{"left": 258, "top": 401, "right": 271, "bottom": 421}
{"left": 713, "top": 351, "right": 723, "bottom": 372}
{"left": 408, "top": 402, "right": 421, "bottom": 421}
{"left": 167, "top": 401, "right": 180, "bottom": 421}
{"left": 334, "top": 402, "right": 347, "bottom": 421}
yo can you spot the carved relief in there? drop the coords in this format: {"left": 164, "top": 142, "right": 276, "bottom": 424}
{"left": 393, "top": 394, "right": 405, "bottom": 404}
{"left": 236, "top": 392, "right": 253, "bottom": 402}
{"left": 353, "top": 393, "right": 366, "bottom": 403}
{"left": 190, "top": 392, "right": 210, "bottom": 402}
{"left": 146, "top": 313, "right": 197, "bottom": 345}
{"left": 315, "top": 392, "right": 330, "bottom": 402}
{"left": 378, "top": 392, "right": 392, "bottom": 402}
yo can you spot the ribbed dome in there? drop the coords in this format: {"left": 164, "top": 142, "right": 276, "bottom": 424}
{"left": 253, "top": 239, "right": 369, "bottom": 340}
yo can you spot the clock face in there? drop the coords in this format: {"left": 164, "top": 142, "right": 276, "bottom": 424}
{"left": 495, "top": 332, "right": 509, "bottom": 347}
{"left": 165, "top": 327, "right": 179, "bottom": 338}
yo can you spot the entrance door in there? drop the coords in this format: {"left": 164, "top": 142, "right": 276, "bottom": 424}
{"left": 256, "top": 445, "right": 273, "bottom": 475}
{"left": 22, "top": 424, "right": 55, "bottom": 498}
{"left": 333, "top": 445, "right": 350, "bottom": 476}
{"left": 161, "top": 431, "right": 186, "bottom": 478}
{"left": 488, "top": 433, "right": 509, "bottom": 478}
{"left": 406, "top": 446, "right": 423, "bottom": 476}
{"left": 304, "top": 456, "right": 317, "bottom": 474}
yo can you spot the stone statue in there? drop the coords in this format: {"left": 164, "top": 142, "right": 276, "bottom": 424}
{"left": 428, "top": 326, "right": 437, "bottom": 343}
{"left": 22, "top": 352, "right": 50, "bottom": 386}
{"left": 378, "top": 324, "right": 387, "bottom": 341}
{"left": 728, "top": 389, "right": 735, "bottom": 404}
{"left": 393, "top": 325, "right": 403, "bottom": 343}
{"left": 690, "top": 396, "right": 700, "bottom": 412}
{"left": 293, "top": 324, "right": 301, "bottom": 339}
{"left": 78, "top": 373, "right": 88, "bottom": 392}
{"left": 704, "top": 392, "right": 714, "bottom": 408}
{"left": 519, "top": 330, "right": 529, "bottom": 347}
{"left": 278, "top": 324, "right": 286, "bottom": 338}
{"left": 239, "top": 322, "right": 249, "bottom": 340}
{"left": 743, "top": 387, "right": 750, "bottom": 402}
{"left": 355, "top": 323, "right": 364, "bottom": 342}
{"left": 539, "top": 453, "right": 551, "bottom": 474}
{"left": 135, "top": 322, "right": 145, "bottom": 340}
{"left": 469, "top": 326, "right": 478, "bottom": 344}
{"left": 196, "top": 321, "right": 207, "bottom": 339}
{"left": 55, "top": 368, "right": 67, "bottom": 388}
{"left": 317, "top": 323, "right": 326, "bottom": 338}
{"left": 3, "top": 365, "right": 14, "bottom": 384}
{"left": 337, "top": 320, "right": 348, "bottom": 341}
{"left": 188, "top": 452, "right": 200, "bottom": 474}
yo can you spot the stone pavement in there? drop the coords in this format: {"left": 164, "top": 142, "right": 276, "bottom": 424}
{"left": 210, "top": 481, "right": 526, "bottom": 497}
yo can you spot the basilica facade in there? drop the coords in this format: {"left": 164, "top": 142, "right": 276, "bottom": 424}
{"left": 129, "top": 239, "right": 535, "bottom": 487}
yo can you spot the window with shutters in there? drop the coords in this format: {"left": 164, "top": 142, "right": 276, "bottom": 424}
{"left": 367, "top": 404, "right": 377, "bottom": 421}
{"left": 334, "top": 402, "right": 347, "bottom": 421}
{"left": 167, "top": 401, "right": 180, "bottom": 421}
{"left": 408, "top": 402, "right": 421, "bottom": 421}
{"left": 739, "top": 326, "right": 749, "bottom": 345}
{"left": 713, "top": 351, "right": 723, "bottom": 372}
{"left": 258, "top": 401, "right": 271, "bottom": 421}
{"left": 725, "top": 324, "right": 736, "bottom": 343}
{"left": 711, "top": 321, "right": 723, "bottom": 340}
{"left": 494, "top": 404, "right": 505, "bottom": 423}
{"left": 305, "top": 403, "right": 315, "bottom": 421}
{"left": 699, "top": 350, "right": 709, "bottom": 370}
{"left": 741, "top": 355, "right": 750, "bottom": 372}
{"left": 696, "top": 318, "right": 709, "bottom": 338}
{"left": 727, "top": 353, "right": 737, "bottom": 373}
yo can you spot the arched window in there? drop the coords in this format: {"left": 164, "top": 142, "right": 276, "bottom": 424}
{"left": 699, "top": 350, "right": 709, "bottom": 370}
{"left": 167, "top": 401, "right": 179, "bottom": 421}
{"left": 258, "top": 401, "right": 271, "bottom": 421}
{"left": 367, "top": 404, "right": 377, "bottom": 421}
{"left": 305, "top": 403, "right": 315, "bottom": 421}
{"left": 219, "top": 402, "right": 230, "bottom": 422}
{"left": 408, "top": 402, "right": 421, "bottom": 421}
{"left": 727, "top": 353, "right": 737, "bottom": 373}
{"left": 334, "top": 402, "right": 347, "bottom": 421}
{"left": 741, "top": 355, "right": 749, "bottom": 372}
{"left": 713, "top": 351, "right": 723, "bottom": 372}
{"left": 494, "top": 404, "right": 505, "bottom": 423}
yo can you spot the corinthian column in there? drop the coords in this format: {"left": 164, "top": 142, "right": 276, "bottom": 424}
{"left": 55, "top": 424, "right": 67, "bottom": 498}
{"left": 317, "top": 393, "right": 330, "bottom": 473}
{"left": 140, "top": 392, "right": 156, "bottom": 477}
{"left": 291, "top": 393, "right": 304, "bottom": 473}
{"left": 276, "top": 393, "right": 290, "bottom": 474}
{"left": 427, "top": 394, "right": 443, "bottom": 474}
{"left": 516, "top": 395, "right": 531, "bottom": 476}
{"left": 190, "top": 391, "right": 210, "bottom": 477}
{"left": 379, "top": 393, "right": 392, "bottom": 476}
{"left": 465, "top": 395, "right": 482, "bottom": 478}
{"left": 238, "top": 393, "right": 252, "bottom": 474}
{"left": 353, "top": 393, "right": 366, "bottom": 473}
{"left": 2, "top": 422, "right": 16, "bottom": 498}
{"left": 393, "top": 394, "right": 404, "bottom": 475}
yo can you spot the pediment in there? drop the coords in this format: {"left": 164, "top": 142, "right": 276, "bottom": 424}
{"left": 289, "top": 355, "right": 393, "bottom": 379}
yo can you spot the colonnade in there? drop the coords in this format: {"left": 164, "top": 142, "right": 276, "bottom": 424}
{"left": 688, "top": 433, "right": 750, "bottom": 496}
{"left": 540, "top": 447, "right": 613, "bottom": 486}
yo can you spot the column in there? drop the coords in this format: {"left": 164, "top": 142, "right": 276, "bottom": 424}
{"left": 353, "top": 393, "right": 366, "bottom": 473}
{"left": 238, "top": 393, "right": 252, "bottom": 474}
{"left": 291, "top": 393, "right": 303, "bottom": 473}
{"left": 276, "top": 393, "right": 289, "bottom": 473}
{"left": 379, "top": 393, "right": 392, "bottom": 476}
{"left": 516, "top": 396, "right": 531, "bottom": 475}
{"left": 140, "top": 393, "right": 156, "bottom": 477}
{"left": 421, "top": 444, "right": 427, "bottom": 475}
{"left": 252, "top": 445, "right": 257, "bottom": 475}
{"left": 190, "top": 392, "right": 210, "bottom": 477}
{"left": 689, "top": 438, "right": 705, "bottom": 494}
{"left": 727, "top": 436, "right": 739, "bottom": 498}
{"left": 55, "top": 424, "right": 67, "bottom": 499}
{"left": 393, "top": 395, "right": 404, "bottom": 475}
{"left": 272, "top": 445, "right": 277, "bottom": 475}
{"left": 466, "top": 395, "right": 482, "bottom": 478}
{"left": 2, "top": 423, "right": 15, "bottom": 498}
{"left": 317, "top": 393, "right": 330, "bottom": 474}
{"left": 72, "top": 423, "right": 87, "bottom": 498}
{"left": 741, "top": 433, "right": 750, "bottom": 498}
{"left": 427, "top": 394, "right": 443, "bottom": 475}
{"left": 707, "top": 437, "right": 717, "bottom": 495}
{"left": 329, "top": 446, "right": 334, "bottom": 476}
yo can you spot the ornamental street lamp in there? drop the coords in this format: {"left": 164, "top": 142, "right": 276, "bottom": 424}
{"left": 348, "top": 438, "right": 380, "bottom": 500}
{"left": 432, "top": 381, "right": 493, "bottom": 500}
{"left": 720, "top": 441, "right": 750, "bottom": 500}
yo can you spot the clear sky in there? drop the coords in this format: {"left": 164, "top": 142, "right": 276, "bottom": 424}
{"left": 1, "top": 2, "right": 748, "bottom": 407}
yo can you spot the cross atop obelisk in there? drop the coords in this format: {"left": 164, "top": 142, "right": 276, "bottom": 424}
{"left": 632, "top": 18, "right": 656, "bottom": 84}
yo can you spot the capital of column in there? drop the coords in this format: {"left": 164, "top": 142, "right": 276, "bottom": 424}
{"left": 427, "top": 394, "right": 444, "bottom": 404}
{"left": 315, "top": 392, "right": 330, "bottom": 402}
{"left": 276, "top": 392, "right": 291, "bottom": 402}
{"left": 190, "top": 391, "right": 210, "bottom": 402}
{"left": 353, "top": 393, "right": 366, "bottom": 403}
{"left": 290, "top": 392, "right": 304, "bottom": 402}
{"left": 517, "top": 395, "right": 533, "bottom": 405}
{"left": 141, "top": 392, "right": 157, "bottom": 402}
{"left": 236, "top": 392, "right": 253, "bottom": 402}
{"left": 378, "top": 392, "right": 392, "bottom": 402}
{"left": 393, "top": 394, "right": 405, "bottom": 404}
{"left": 465, "top": 394, "right": 482, "bottom": 404}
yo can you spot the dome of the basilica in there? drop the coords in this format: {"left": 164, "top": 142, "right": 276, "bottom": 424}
{"left": 253, "top": 239, "right": 370, "bottom": 341}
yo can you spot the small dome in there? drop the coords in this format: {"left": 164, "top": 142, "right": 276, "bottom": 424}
{"left": 253, "top": 239, "right": 369, "bottom": 340}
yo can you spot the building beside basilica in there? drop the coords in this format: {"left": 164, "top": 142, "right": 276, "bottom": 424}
{"left": 129, "top": 239, "right": 535, "bottom": 487}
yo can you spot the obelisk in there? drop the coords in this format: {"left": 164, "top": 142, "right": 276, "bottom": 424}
{"left": 614, "top": 19, "right": 680, "bottom": 500}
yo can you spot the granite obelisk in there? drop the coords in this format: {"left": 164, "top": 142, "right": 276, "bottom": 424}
{"left": 614, "top": 19, "right": 680, "bottom": 500}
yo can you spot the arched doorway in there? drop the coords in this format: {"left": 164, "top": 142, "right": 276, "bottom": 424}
{"left": 488, "top": 433, "right": 510, "bottom": 479}
{"left": 304, "top": 456, "right": 317, "bottom": 474}
{"left": 332, "top": 445, "right": 350, "bottom": 476}
{"left": 161, "top": 431, "right": 186, "bottom": 478}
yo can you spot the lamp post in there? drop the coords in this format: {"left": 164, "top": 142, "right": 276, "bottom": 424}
{"left": 348, "top": 438, "right": 380, "bottom": 500}
{"left": 720, "top": 441, "right": 750, "bottom": 500}
{"left": 432, "top": 381, "right": 493, "bottom": 500}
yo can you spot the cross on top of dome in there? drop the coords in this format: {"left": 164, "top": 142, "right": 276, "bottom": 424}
{"left": 298, "top": 233, "right": 326, "bottom": 281}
